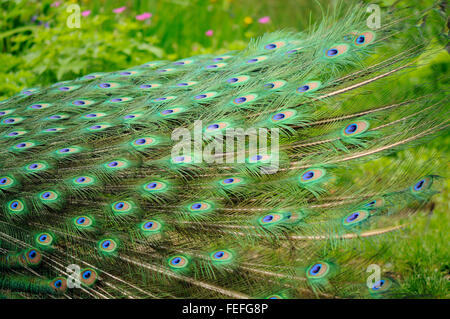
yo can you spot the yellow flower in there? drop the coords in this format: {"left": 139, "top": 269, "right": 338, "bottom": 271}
{"left": 244, "top": 16, "right": 253, "bottom": 25}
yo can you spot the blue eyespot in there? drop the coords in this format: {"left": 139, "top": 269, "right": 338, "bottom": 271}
{"left": 356, "top": 35, "right": 365, "bottom": 44}
{"left": 252, "top": 155, "right": 263, "bottom": 161}
{"left": 345, "top": 124, "right": 357, "bottom": 134}
{"left": 310, "top": 264, "right": 321, "bottom": 275}
{"left": 346, "top": 212, "right": 359, "bottom": 223}
{"left": 102, "top": 240, "right": 111, "bottom": 249}
{"left": 144, "top": 222, "right": 154, "bottom": 229}
{"left": 302, "top": 171, "right": 314, "bottom": 180}
{"left": 327, "top": 49, "right": 338, "bottom": 56}
{"left": 28, "top": 250, "right": 37, "bottom": 259}
{"left": 214, "top": 251, "right": 224, "bottom": 258}
{"left": 273, "top": 113, "right": 285, "bottom": 120}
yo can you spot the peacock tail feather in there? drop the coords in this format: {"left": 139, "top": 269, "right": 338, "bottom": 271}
{"left": 0, "top": 3, "right": 448, "bottom": 299}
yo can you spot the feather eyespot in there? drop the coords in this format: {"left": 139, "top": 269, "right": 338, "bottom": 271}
{"left": 72, "top": 176, "right": 95, "bottom": 186}
{"left": 266, "top": 295, "right": 284, "bottom": 299}
{"left": 264, "top": 41, "right": 286, "bottom": 50}
{"left": 247, "top": 154, "right": 271, "bottom": 164}
{"left": 296, "top": 81, "right": 321, "bottom": 94}
{"left": 1, "top": 117, "right": 24, "bottom": 125}
{"left": 231, "top": 93, "right": 258, "bottom": 106}
{"left": 24, "top": 248, "right": 41, "bottom": 265}
{"left": 71, "top": 99, "right": 95, "bottom": 107}
{"left": 246, "top": 56, "right": 268, "bottom": 64}
{"left": 210, "top": 250, "right": 233, "bottom": 263}
{"left": 140, "top": 220, "right": 163, "bottom": 234}
{"left": 173, "top": 59, "right": 194, "bottom": 65}
{"left": 270, "top": 109, "right": 297, "bottom": 122}
{"left": 104, "top": 160, "right": 129, "bottom": 170}
{"left": 140, "top": 61, "right": 164, "bottom": 68}
{"left": 226, "top": 75, "right": 250, "bottom": 86}
{"left": 219, "top": 177, "right": 243, "bottom": 187}
{"left": 299, "top": 168, "right": 326, "bottom": 184}
{"left": 152, "top": 96, "right": 177, "bottom": 103}
{"left": 43, "top": 127, "right": 64, "bottom": 133}
{"left": 212, "top": 55, "right": 232, "bottom": 62}
{"left": 187, "top": 201, "right": 213, "bottom": 214}
{"left": 108, "top": 97, "right": 133, "bottom": 103}
{"left": 341, "top": 121, "right": 370, "bottom": 137}
{"left": 0, "top": 109, "right": 15, "bottom": 116}
{"left": 25, "top": 162, "right": 48, "bottom": 172}
{"left": 364, "top": 197, "right": 385, "bottom": 209}
{"left": 168, "top": 255, "right": 189, "bottom": 269}
{"left": 410, "top": 176, "right": 434, "bottom": 194}
{"left": 258, "top": 212, "right": 284, "bottom": 226}
{"left": 139, "top": 83, "right": 161, "bottom": 89}
{"left": 342, "top": 210, "right": 369, "bottom": 227}
{"left": 131, "top": 137, "right": 157, "bottom": 148}
{"left": 7, "top": 199, "right": 26, "bottom": 214}
{"left": 82, "top": 73, "right": 104, "bottom": 80}
{"left": 12, "top": 141, "right": 35, "bottom": 151}
{"left": 118, "top": 70, "right": 140, "bottom": 76}
{"left": 38, "top": 190, "right": 59, "bottom": 202}
{"left": 143, "top": 181, "right": 168, "bottom": 192}
{"left": 205, "top": 63, "right": 227, "bottom": 70}
{"left": 160, "top": 107, "right": 184, "bottom": 116}
{"left": 80, "top": 268, "right": 97, "bottom": 286}
{"left": 98, "top": 238, "right": 119, "bottom": 254}
{"left": 35, "top": 232, "right": 53, "bottom": 246}
{"left": 354, "top": 31, "right": 376, "bottom": 47}
{"left": 74, "top": 215, "right": 94, "bottom": 228}
{"left": 97, "top": 82, "right": 121, "bottom": 89}
{"left": 264, "top": 80, "right": 286, "bottom": 90}
{"left": 5, "top": 130, "right": 27, "bottom": 137}
{"left": 86, "top": 123, "right": 112, "bottom": 131}
{"left": 123, "top": 113, "right": 143, "bottom": 121}
{"left": 83, "top": 112, "right": 107, "bottom": 119}
{"left": 369, "top": 278, "right": 392, "bottom": 294}
{"left": 57, "top": 85, "right": 80, "bottom": 92}
{"left": 55, "top": 147, "right": 81, "bottom": 156}
{"left": 171, "top": 155, "right": 193, "bottom": 164}
{"left": 111, "top": 200, "right": 135, "bottom": 215}
{"left": 47, "top": 114, "right": 68, "bottom": 120}
{"left": 50, "top": 277, "right": 67, "bottom": 292}
{"left": 20, "top": 88, "right": 39, "bottom": 95}
{"left": 175, "top": 81, "right": 197, "bottom": 87}
{"left": 156, "top": 68, "right": 177, "bottom": 73}
{"left": 285, "top": 47, "right": 303, "bottom": 55}
{"left": 205, "top": 122, "right": 229, "bottom": 134}
{"left": 306, "top": 262, "right": 330, "bottom": 279}
{"left": 28, "top": 103, "right": 51, "bottom": 110}
{"left": 0, "top": 176, "right": 16, "bottom": 189}
{"left": 193, "top": 91, "right": 218, "bottom": 101}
